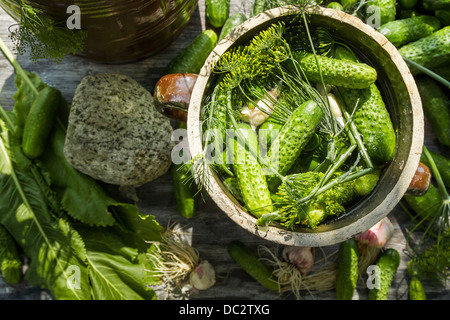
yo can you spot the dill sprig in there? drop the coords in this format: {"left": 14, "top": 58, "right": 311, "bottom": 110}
{"left": 8, "top": 0, "right": 87, "bottom": 63}
{"left": 214, "top": 21, "right": 289, "bottom": 92}
{"left": 196, "top": 6, "right": 376, "bottom": 229}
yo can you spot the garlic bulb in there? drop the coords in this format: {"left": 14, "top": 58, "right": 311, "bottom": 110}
{"left": 240, "top": 90, "right": 277, "bottom": 129}
{"left": 356, "top": 217, "right": 394, "bottom": 248}
{"left": 189, "top": 260, "right": 216, "bottom": 290}
{"left": 282, "top": 246, "right": 315, "bottom": 275}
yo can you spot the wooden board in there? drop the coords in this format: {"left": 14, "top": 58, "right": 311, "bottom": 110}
{"left": 0, "top": 0, "right": 448, "bottom": 300}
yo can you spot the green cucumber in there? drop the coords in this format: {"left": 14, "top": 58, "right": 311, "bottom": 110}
{"left": 172, "top": 121, "right": 198, "bottom": 219}
{"left": 354, "top": 169, "right": 381, "bottom": 196}
{"left": 327, "top": 2, "right": 344, "bottom": 10}
{"left": 435, "top": 9, "right": 450, "bottom": 25}
{"left": 423, "top": 0, "right": 450, "bottom": 10}
{"left": 378, "top": 15, "right": 441, "bottom": 47}
{"left": 336, "top": 238, "right": 360, "bottom": 300}
{"left": 218, "top": 12, "right": 247, "bottom": 42}
{"left": 420, "top": 150, "right": 450, "bottom": 188}
{"left": 0, "top": 224, "right": 22, "bottom": 285}
{"left": 228, "top": 122, "right": 273, "bottom": 217}
{"left": 333, "top": 45, "right": 396, "bottom": 166}
{"left": 252, "top": 0, "right": 268, "bottom": 16}
{"left": 206, "top": 0, "right": 230, "bottom": 28}
{"left": 368, "top": 248, "right": 400, "bottom": 300}
{"left": 227, "top": 240, "right": 278, "bottom": 291}
{"left": 366, "top": 0, "right": 397, "bottom": 26}
{"left": 409, "top": 276, "right": 427, "bottom": 300}
{"left": 399, "top": 0, "right": 419, "bottom": 9}
{"left": 404, "top": 183, "right": 443, "bottom": 222}
{"left": 163, "top": 29, "right": 218, "bottom": 75}
{"left": 415, "top": 76, "right": 450, "bottom": 147}
{"left": 222, "top": 177, "right": 243, "bottom": 202}
{"left": 264, "top": 100, "right": 323, "bottom": 189}
{"left": 340, "top": 84, "right": 396, "bottom": 165}
{"left": 340, "top": 0, "right": 358, "bottom": 10}
{"left": 399, "top": 26, "right": 450, "bottom": 74}
{"left": 22, "top": 86, "right": 61, "bottom": 159}
{"left": 291, "top": 51, "right": 378, "bottom": 89}
{"left": 171, "top": 164, "right": 197, "bottom": 219}
{"left": 258, "top": 119, "right": 282, "bottom": 149}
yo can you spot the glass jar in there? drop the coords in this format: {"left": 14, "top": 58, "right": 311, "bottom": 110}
{"left": 0, "top": 0, "right": 199, "bottom": 63}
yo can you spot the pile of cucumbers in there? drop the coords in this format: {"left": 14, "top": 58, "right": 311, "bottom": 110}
{"left": 327, "top": 0, "right": 450, "bottom": 301}
{"left": 162, "top": 0, "right": 448, "bottom": 300}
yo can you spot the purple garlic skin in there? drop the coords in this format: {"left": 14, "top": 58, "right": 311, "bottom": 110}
{"left": 282, "top": 246, "right": 314, "bottom": 275}
{"left": 189, "top": 260, "right": 216, "bottom": 290}
{"left": 356, "top": 217, "right": 394, "bottom": 248}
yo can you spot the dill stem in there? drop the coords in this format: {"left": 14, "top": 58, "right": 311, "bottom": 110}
{"left": 0, "top": 37, "right": 38, "bottom": 96}
{"left": 343, "top": 109, "right": 373, "bottom": 169}
{"left": 0, "top": 104, "right": 16, "bottom": 134}
{"left": 423, "top": 146, "right": 449, "bottom": 200}
{"left": 301, "top": 9, "right": 333, "bottom": 117}
{"left": 402, "top": 57, "right": 450, "bottom": 89}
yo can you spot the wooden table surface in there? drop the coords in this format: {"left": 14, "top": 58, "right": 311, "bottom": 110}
{"left": 0, "top": 0, "right": 448, "bottom": 301}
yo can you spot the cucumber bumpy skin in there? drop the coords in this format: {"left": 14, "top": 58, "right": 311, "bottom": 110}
{"left": 264, "top": 100, "right": 323, "bottom": 189}
{"left": 333, "top": 45, "right": 396, "bottom": 166}
{"left": 228, "top": 122, "right": 273, "bottom": 217}
{"left": 398, "top": 26, "right": 450, "bottom": 74}
{"left": 378, "top": 15, "right": 441, "bottom": 47}
{"left": 291, "top": 51, "right": 378, "bottom": 89}
{"left": 415, "top": 75, "right": 450, "bottom": 147}
{"left": 206, "top": 0, "right": 230, "bottom": 28}
{"left": 258, "top": 119, "right": 283, "bottom": 149}
{"left": 218, "top": 12, "right": 247, "bottom": 42}
{"left": 368, "top": 248, "right": 400, "bottom": 300}
{"left": 366, "top": 0, "right": 397, "bottom": 26}
{"left": 0, "top": 225, "right": 22, "bottom": 285}
{"left": 336, "top": 238, "right": 360, "bottom": 300}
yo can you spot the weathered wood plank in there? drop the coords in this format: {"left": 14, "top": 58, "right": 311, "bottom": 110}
{"left": 0, "top": 0, "right": 448, "bottom": 301}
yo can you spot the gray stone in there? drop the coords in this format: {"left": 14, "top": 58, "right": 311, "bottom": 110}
{"left": 64, "top": 73, "right": 174, "bottom": 186}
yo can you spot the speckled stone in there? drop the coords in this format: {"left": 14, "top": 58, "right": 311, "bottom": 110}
{"left": 63, "top": 73, "right": 174, "bottom": 186}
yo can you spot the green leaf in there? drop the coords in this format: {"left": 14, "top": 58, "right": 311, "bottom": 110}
{"left": 76, "top": 224, "right": 158, "bottom": 300}
{"left": 112, "top": 203, "right": 163, "bottom": 246}
{"left": 0, "top": 117, "right": 91, "bottom": 300}
{"left": 12, "top": 71, "right": 116, "bottom": 227}
{"left": 36, "top": 125, "right": 116, "bottom": 226}
{"left": 0, "top": 42, "right": 164, "bottom": 300}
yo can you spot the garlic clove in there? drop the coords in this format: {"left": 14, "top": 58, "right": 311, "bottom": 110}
{"left": 282, "top": 246, "right": 315, "bottom": 276}
{"left": 240, "top": 90, "right": 276, "bottom": 128}
{"left": 189, "top": 260, "right": 216, "bottom": 290}
{"left": 355, "top": 217, "right": 394, "bottom": 248}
